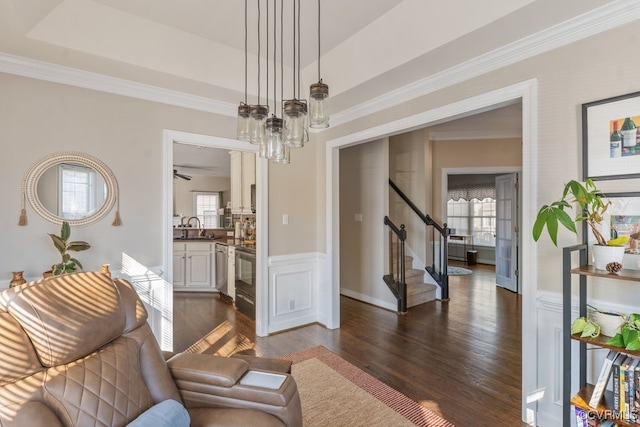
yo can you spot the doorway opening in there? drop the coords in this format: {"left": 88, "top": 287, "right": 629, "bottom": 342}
{"left": 326, "top": 79, "right": 538, "bottom": 422}
{"left": 162, "top": 130, "right": 269, "bottom": 338}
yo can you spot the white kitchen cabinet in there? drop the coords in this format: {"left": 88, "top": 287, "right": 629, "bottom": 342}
{"left": 229, "top": 151, "right": 256, "bottom": 214}
{"left": 173, "top": 242, "right": 215, "bottom": 290}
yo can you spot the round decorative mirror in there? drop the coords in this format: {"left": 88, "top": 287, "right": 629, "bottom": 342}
{"left": 23, "top": 152, "right": 119, "bottom": 226}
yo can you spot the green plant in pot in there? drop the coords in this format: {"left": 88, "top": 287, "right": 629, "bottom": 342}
{"left": 532, "top": 179, "right": 628, "bottom": 270}
{"left": 48, "top": 221, "right": 91, "bottom": 276}
{"left": 606, "top": 313, "right": 640, "bottom": 351}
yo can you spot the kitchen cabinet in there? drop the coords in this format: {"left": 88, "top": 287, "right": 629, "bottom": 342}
{"left": 230, "top": 151, "right": 255, "bottom": 214}
{"left": 173, "top": 242, "right": 215, "bottom": 290}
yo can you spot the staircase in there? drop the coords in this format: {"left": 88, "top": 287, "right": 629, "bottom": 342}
{"left": 396, "top": 250, "right": 438, "bottom": 307}
{"left": 383, "top": 179, "right": 450, "bottom": 314}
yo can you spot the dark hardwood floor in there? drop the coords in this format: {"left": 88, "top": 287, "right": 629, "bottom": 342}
{"left": 173, "top": 262, "right": 524, "bottom": 426}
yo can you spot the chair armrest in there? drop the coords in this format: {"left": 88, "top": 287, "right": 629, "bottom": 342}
{"left": 167, "top": 353, "right": 248, "bottom": 387}
{"left": 167, "top": 353, "right": 302, "bottom": 427}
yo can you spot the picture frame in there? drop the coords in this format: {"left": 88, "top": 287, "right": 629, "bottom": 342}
{"left": 587, "top": 192, "right": 640, "bottom": 270}
{"left": 582, "top": 91, "right": 640, "bottom": 181}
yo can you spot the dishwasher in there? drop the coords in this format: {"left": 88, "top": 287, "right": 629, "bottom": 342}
{"left": 215, "top": 243, "right": 228, "bottom": 296}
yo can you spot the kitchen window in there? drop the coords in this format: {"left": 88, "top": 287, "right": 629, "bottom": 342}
{"left": 193, "top": 192, "right": 221, "bottom": 228}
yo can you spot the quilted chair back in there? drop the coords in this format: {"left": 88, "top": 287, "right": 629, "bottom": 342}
{"left": 0, "top": 272, "right": 181, "bottom": 427}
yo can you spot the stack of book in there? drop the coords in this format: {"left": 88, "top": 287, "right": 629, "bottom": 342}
{"left": 585, "top": 349, "right": 640, "bottom": 424}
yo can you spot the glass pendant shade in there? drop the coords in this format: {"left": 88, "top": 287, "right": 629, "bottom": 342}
{"left": 249, "top": 105, "right": 269, "bottom": 144}
{"left": 283, "top": 100, "right": 308, "bottom": 148}
{"left": 237, "top": 103, "right": 251, "bottom": 141}
{"left": 273, "top": 145, "right": 290, "bottom": 164}
{"left": 259, "top": 140, "right": 268, "bottom": 158}
{"left": 266, "top": 117, "right": 285, "bottom": 161}
{"left": 309, "top": 81, "right": 329, "bottom": 129}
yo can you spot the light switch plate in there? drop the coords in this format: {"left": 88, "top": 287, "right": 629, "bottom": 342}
{"left": 354, "top": 213, "right": 363, "bottom": 222}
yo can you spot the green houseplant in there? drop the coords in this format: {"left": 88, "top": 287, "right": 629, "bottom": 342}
{"left": 533, "top": 179, "right": 627, "bottom": 269}
{"left": 48, "top": 221, "right": 91, "bottom": 276}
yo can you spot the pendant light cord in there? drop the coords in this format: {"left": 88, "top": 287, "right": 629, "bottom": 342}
{"left": 244, "top": 0, "right": 247, "bottom": 104}
{"left": 257, "top": 0, "right": 261, "bottom": 105}
{"left": 280, "top": 0, "right": 284, "bottom": 115}
{"left": 266, "top": 0, "right": 269, "bottom": 112}
{"left": 291, "top": 0, "right": 296, "bottom": 99}
{"left": 317, "top": 0, "right": 321, "bottom": 81}
{"left": 297, "top": 0, "right": 301, "bottom": 99}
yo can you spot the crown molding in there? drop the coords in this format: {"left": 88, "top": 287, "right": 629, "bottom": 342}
{"left": 331, "top": 0, "right": 640, "bottom": 127}
{"left": 0, "top": 52, "right": 237, "bottom": 117}
{"left": 0, "top": 1, "right": 638, "bottom": 126}
{"left": 429, "top": 130, "right": 522, "bottom": 141}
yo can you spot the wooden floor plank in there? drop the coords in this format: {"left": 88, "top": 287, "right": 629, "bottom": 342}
{"left": 173, "top": 262, "right": 526, "bottom": 426}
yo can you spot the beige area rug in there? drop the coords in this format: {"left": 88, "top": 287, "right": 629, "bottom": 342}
{"left": 280, "top": 346, "right": 454, "bottom": 427}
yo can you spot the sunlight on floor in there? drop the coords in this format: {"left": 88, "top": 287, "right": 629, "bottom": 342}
{"left": 184, "top": 320, "right": 256, "bottom": 356}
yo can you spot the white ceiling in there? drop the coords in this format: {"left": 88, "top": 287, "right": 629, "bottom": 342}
{"left": 0, "top": 0, "right": 617, "bottom": 173}
{"left": 1, "top": 0, "right": 612, "bottom": 111}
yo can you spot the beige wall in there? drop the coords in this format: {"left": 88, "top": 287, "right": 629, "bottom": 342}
{"left": 173, "top": 175, "right": 230, "bottom": 220}
{"left": 431, "top": 137, "right": 522, "bottom": 223}
{"left": 317, "top": 20, "right": 640, "bottom": 303}
{"left": 0, "top": 72, "right": 236, "bottom": 279}
{"left": 389, "top": 130, "right": 429, "bottom": 263}
{"left": 339, "top": 139, "right": 392, "bottom": 305}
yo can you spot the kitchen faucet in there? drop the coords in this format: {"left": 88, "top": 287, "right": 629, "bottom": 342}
{"left": 187, "top": 216, "right": 201, "bottom": 230}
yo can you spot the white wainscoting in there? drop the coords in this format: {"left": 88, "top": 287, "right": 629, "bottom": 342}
{"left": 268, "top": 252, "right": 325, "bottom": 334}
{"left": 535, "top": 291, "right": 639, "bottom": 427}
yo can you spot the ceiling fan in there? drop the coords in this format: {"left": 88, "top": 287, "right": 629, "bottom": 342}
{"left": 173, "top": 169, "right": 192, "bottom": 181}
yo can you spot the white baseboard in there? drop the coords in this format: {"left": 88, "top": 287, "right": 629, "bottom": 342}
{"left": 340, "top": 288, "right": 396, "bottom": 312}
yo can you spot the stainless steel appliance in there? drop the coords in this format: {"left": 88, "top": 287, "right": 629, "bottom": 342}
{"left": 215, "top": 243, "right": 228, "bottom": 296}
{"left": 235, "top": 245, "right": 256, "bottom": 319}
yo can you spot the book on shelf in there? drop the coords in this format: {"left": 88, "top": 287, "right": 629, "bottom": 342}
{"left": 632, "top": 357, "right": 640, "bottom": 423}
{"left": 611, "top": 353, "right": 626, "bottom": 414}
{"left": 627, "top": 358, "right": 639, "bottom": 422}
{"left": 589, "top": 350, "right": 619, "bottom": 408}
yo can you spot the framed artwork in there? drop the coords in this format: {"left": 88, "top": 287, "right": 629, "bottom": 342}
{"left": 582, "top": 91, "right": 640, "bottom": 181}
{"left": 587, "top": 192, "right": 640, "bottom": 270}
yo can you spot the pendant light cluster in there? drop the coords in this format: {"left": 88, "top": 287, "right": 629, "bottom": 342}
{"left": 237, "top": 0, "right": 329, "bottom": 164}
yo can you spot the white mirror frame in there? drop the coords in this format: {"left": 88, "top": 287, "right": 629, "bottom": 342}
{"left": 23, "top": 151, "right": 118, "bottom": 226}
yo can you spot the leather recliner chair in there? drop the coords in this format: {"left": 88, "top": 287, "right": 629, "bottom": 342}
{"left": 0, "top": 271, "right": 302, "bottom": 426}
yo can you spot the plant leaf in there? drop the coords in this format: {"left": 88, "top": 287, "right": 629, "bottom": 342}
{"left": 623, "top": 327, "right": 638, "bottom": 345}
{"left": 48, "top": 234, "right": 66, "bottom": 254}
{"left": 546, "top": 211, "right": 559, "bottom": 247}
{"left": 571, "top": 317, "right": 587, "bottom": 334}
{"left": 60, "top": 221, "right": 70, "bottom": 242}
{"left": 532, "top": 209, "right": 547, "bottom": 242}
{"left": 627, "top": 339, "right": 640, "bottom": 351}
{"left": 556, "top": 209, "right": 577, "bottom": 234}
{"left": 70, "top": 258, "right": 83, "bottom": 270}
{"left": 606, "top": 333, "right": 625, "bottom": 347}
{"left": 67, "top": 242, "right": 91, "bottom": 252}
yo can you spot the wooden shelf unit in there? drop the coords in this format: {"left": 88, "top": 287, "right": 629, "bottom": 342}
{"left": 563, "top": 244, "right": 640, "bottom": 426}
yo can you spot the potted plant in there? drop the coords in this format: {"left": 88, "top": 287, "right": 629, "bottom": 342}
{"left": 48, "top": 221, "right": 91, "bottom": 276}
{"left": 533, "top": 179, "right": 628, "bottom": 270}
{"left": 606, "top": 313, "right": 640, "bottom": 351}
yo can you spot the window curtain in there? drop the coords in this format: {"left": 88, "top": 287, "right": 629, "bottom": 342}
{"left": 447, "top": 174, "right": 497, "bottom": 201}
